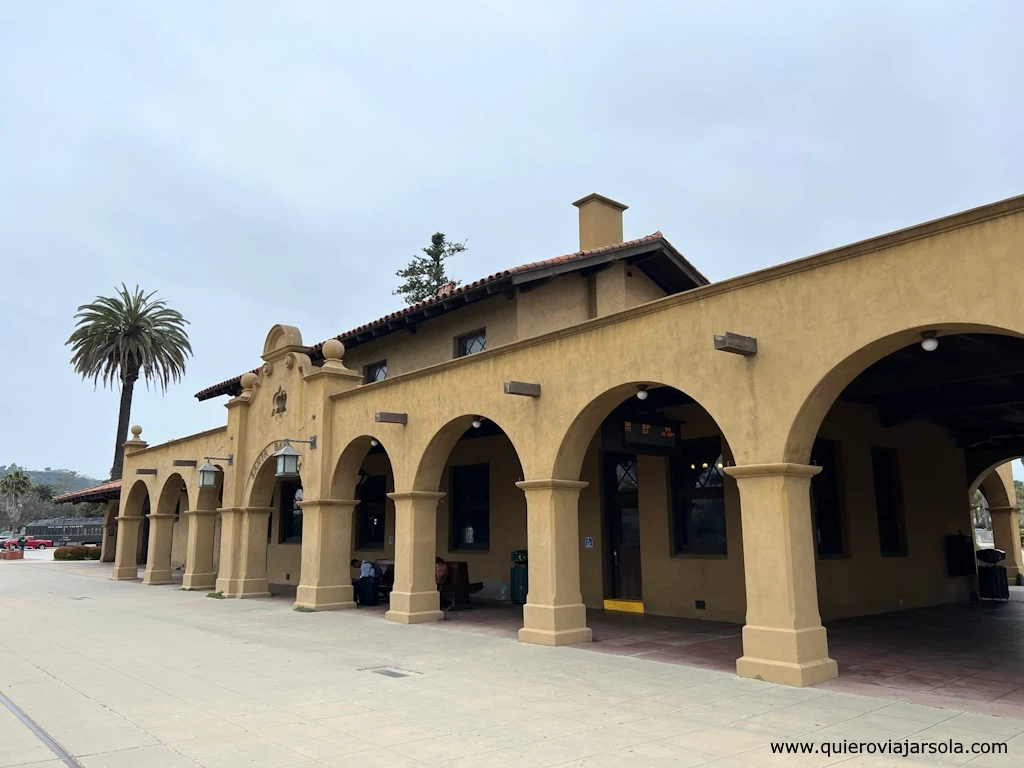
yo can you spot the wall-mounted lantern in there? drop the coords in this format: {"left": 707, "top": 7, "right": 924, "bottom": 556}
{"left": 198, "top": 454, "right": 233, "bottom": 489}
{"left": 273, "top": 442, "right": 302, "bottom": 478}
{"left": 271, "top": 436, "right": 316, "bottom": 479}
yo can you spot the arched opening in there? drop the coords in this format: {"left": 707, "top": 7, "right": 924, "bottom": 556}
{"left": 142, "top": 473, "right": 189, "bottom": 586}
{"left": 554, "top": 383, "right": 742, "bottom": 647}
{"left": 418, "top": 415, "right": 526, "bottom": 604}
{"left": 788, "top": 330, "right": 1024, "bottom": 693}
{"left": 124, "top": 479, "right": 151, "bottom": 567}
{"left": 330, "top": 435, "right": 398, "bottom": 601}
{"left": 248, "top": 454, "right": 303, "bottom": 598}
{"left": 973, "top": 464, "right": 1024, "bottom": 589}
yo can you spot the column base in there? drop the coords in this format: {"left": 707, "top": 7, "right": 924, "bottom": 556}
{"left": 518, "top": 626, "right": 593, "bottom": 646}
{"left": 737, "top": 656, "right": 838, "bottom": 687}
{"left": 385, "top": 608, "right": 445, "bottom": 624}
{"left": 520, "top": 602, "right": 590, "bottom": 646}
{"left": 235, "top": 577, "right": 270, "bottom": 598}
{"left": 142, "top": 569, "right": 172, "bottom": 585}
{"left": 737, "top": 624, "right": 837, "bottom": 687}
{"left": 215, "top": 577, "right": 236, "bottom": 595}
{"left": 111, "top": 566, "right": 139, "bottom": 580}
{"left": 294, "top": 584, "right": 356, "bottom": 611}
{"left": 182, "top": 572, "right": 216, "bottom": 590}
{"left": 385, "top": 590, "right": 443, "bottom": 624}
{"left": 1007, "top": 566, "right": 1023, "bottom": 586}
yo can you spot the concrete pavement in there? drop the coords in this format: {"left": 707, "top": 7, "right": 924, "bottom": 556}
{"left": 1, "top": 559, "right": 1023, "bottom": 767}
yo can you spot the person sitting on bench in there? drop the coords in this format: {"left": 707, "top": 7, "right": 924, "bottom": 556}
{"left": 434, "top": 557, "right": 449, "bottom": 586}
{"left": 435, "top": 557, "right": 449, "bottom": 608}
{"left": 351, "top": 559, "right": 382, "bottom": 605}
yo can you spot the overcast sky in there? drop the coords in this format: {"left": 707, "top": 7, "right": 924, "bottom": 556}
{"left": 1, "top": 1, "right": 1022, "bottom": 482}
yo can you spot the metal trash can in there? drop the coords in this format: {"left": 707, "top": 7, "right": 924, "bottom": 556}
{"left": 977, "top": 548, "right": 1009, "bottom": 600}
{"left": 510, "top": 550, "right": 528, "bottom": 605}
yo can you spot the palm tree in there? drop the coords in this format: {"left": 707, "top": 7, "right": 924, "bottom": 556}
{"left": 31, "top": 482, "right": 56, "bottom": 501}
{"left": 0, "top": 469, "right": 32, "bottom": 530}
{"left": 67, "top": 284, "right": 192, "bottom": 480}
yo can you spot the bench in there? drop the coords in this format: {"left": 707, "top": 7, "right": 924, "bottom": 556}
{"left": 440, "top": 561, "right": 483, "bottom": 611}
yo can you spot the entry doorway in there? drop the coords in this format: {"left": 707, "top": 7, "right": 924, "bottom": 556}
{"left": 603, "top": 453, "right": 642, "bottom": 601}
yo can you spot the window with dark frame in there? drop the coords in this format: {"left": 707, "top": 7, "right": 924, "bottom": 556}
{"left": 278, "top": 480, "right": 303, "bottom": 544}
{"left": 456, "top": 329, "right": 486, "bottom": 358}
{"left": 450, "top": 463, "right": 489, "bottom": 551}
{"left": 364, "top": 360, "right": 388, "bottom": 383}
{"left": 871, "top": 446, "right": 908, "bottom": 556}
{"left": 670, "top": 437, "right": 728, "bottom": 556}
{"left": 355, "top": 472, "right": 387, "bottom": 550}
{"left": 810, "top": 438, "right": 845, "bottom": 557}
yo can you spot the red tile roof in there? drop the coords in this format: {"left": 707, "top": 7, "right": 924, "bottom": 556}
{"left": 196, "top": 232, "right": 692, "bottom": 400}
{"left": 52, "top": 479, "right": 122, "bottom": 504}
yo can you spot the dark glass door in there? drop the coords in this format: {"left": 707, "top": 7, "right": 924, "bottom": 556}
{"left": 604, "top": 453, "right": 642, "bottom": 600}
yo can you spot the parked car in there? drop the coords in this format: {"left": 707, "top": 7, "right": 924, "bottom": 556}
{"left": 4, "top": 536, "right": 52, "bottom": 550}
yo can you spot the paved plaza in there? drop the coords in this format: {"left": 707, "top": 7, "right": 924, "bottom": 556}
{"left": 2, "top": 560, "right": 1023, "bottom": 767}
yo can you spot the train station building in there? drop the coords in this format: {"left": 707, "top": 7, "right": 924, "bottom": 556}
{"left": 107, "top": 193, "right": 1024, "bottom": 687}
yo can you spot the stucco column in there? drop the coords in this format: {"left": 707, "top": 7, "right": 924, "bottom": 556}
{"left": 385, "top": 491, "right": 445, "bottom": 624}
{"left": 142, "top": 513, "right": 176, "bottom": 585}
{"left": 215, "top": 507, "right": 241, "bottom": 595}
{"left": 182, "top": 510, "right": 219, "bottom": 590}
{"left": 294, "top": 499, "right": 358, "bottom": 611}
{"left": 235, "top": 507, "right": 272, "bottom": 598}
{"left": 990, "top": 506, "right": 1023, "bottom": 585}
{"left": 516, "top": 479, "right": 592, "bottom": 646}
{"left": 111, "top": 515, "right": 141, "bottom": 580}
{"left": 726, "top": 463, "right": 838, "bottom": 687}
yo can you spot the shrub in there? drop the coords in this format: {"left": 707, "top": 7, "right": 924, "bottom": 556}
{"left": 86, "top": 547, "right": 101, "bottom": 560}
{"left": 53, "top": 546, "right": 91, "bottom": 561}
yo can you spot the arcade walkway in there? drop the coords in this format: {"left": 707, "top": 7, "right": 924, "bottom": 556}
{"left": 369, "top": 589, "right": 1024, "bottom": 718}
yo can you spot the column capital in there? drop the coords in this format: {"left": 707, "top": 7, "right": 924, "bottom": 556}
{"left": 242, "top": 506, "right": 274, "bottom": 515}
{"left": 297, "top": 498, "right": 359, "bottom": 510}
{"left": 387, "top": 491, "right": 445, "bottom": 502}
{"left": 725, "top": 463, "right": 822, "bottom": 480}
{"left": 987, "top": 506, "right": 1020, "bottom": 514}
{"left": 145, "top": 513, "right": 177, "bottom": 520}
{"left": 516, "top": 479, "right": 589, "bottom": 492}
{"left": 115, "top": 515, "right": 143, "bottom": 523}
{"left": 184, "top": 509, "right": 220, "bottom": 517}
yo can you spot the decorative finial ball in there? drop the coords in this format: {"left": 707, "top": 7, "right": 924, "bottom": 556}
{"left": 240, "top": 372, "right": 258, "bottom": 390}
{"left": 322, "top": 338, "right": 345, "bottom": 361}
{"left": 130, "top": 425, "right": 142, "bottom": 438}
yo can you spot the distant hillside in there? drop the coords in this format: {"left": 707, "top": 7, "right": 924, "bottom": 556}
{"left": 0, "top": 464, "right": 103, "bottom": 494}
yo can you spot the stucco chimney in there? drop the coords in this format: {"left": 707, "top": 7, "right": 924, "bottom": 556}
{"left": 573, "top": 193, "right": 628, "bottom": 251}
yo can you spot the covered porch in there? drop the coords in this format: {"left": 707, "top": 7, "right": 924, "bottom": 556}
{"left": 364, "top": 588, "right": 1024, "bottom": 717}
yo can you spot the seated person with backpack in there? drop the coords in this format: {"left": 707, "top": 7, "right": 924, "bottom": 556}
{"left": 351, "top": 558, "right": 382, "bottom": 606}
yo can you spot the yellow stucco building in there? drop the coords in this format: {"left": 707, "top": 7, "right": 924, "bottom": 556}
{"left": 104, "top": 193, "right": 1024, "bottom": 687}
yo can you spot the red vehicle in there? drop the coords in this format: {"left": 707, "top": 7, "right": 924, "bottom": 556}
{"left": 4, "top": 536, "right": 52, "bottom": 550}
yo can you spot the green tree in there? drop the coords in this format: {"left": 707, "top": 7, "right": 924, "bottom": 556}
{"left": 0, "top": 469, "right": 32, "bottom": 531}
{"left": 1016, "top": 479, "right": 1024, "bottom": 546}
{"left": 66, "top": 284, "right": 192, "bottom": 481}
{"left": 31, "top": 482, "right": 55, "bottom": 501}
{"left": 394, "top": 232, "right": 467, "bottom": 305}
